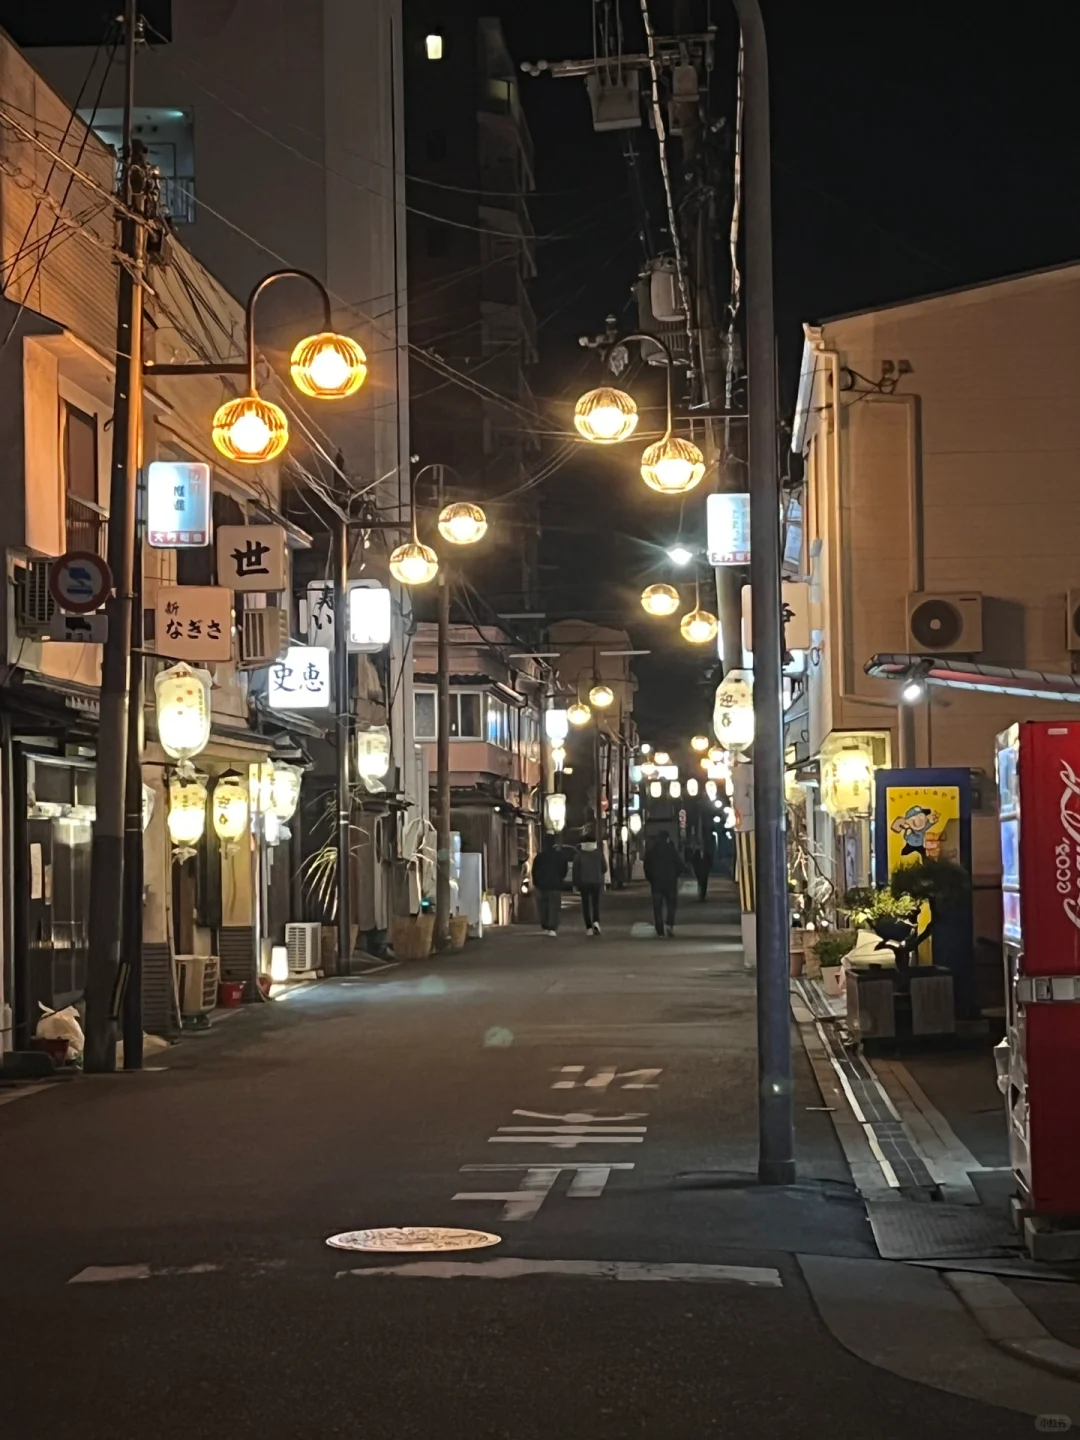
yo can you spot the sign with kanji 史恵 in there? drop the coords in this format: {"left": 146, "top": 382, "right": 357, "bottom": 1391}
{"left": 216, "top": 525, "right": 287, "bottom": 592}
{"left": 155, "top": 585, "right": 233, "bottom": 662}
{"left": 147, "top": 461, "right": 211, "bottom": 548}
{"left": 268, "top": 645, "right": 331, "bottom": 710}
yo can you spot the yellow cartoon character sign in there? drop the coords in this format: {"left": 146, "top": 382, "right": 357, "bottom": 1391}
{"left": 884, "top": 785, "right": 961, "bottom": 875}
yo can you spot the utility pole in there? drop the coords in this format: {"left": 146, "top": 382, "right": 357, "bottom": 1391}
{"left": 84, "top": 0, "right": 146, "bottom": 1074}
{"left": 334, "top": 505, "right": 352, "bottom": 975}
{"left": 435, "top": 554, "right": 452, "bottom": 950}
{"left": 121, "top": 433, "right": 145, "bottom": 1069}
{"left": 673, "top": 0, "right": 743, "bottom": 675}
{"left": 734, "top": 0, "right": 795, "bottom": 1185}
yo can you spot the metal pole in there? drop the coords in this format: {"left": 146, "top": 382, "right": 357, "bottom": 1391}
{"left": 898, "top": 703, "right": 916, "bottom": 768}
{"left": 435, "top": 551, "right": 452, "bottom": 950}
{"left": 84, "top": 0, "right": 145, "bottom": 1073}
{"left": 121, "top": 428, "right": 145, "bottom": 1069}
{"left": 334, "top": 508, "right": 352, "bottom": 974}
{"left": 733, "top": 0, "right": 796, "bottom": 1185}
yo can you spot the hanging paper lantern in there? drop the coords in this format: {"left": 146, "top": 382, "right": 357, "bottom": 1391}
{"left": 628, "top": 813, "right": 642, "bottom": 834}
{"left": 819, "top": 734, "right": 877, "bottom": 820}
{"left": 270, "top": 763, "right": 303, "bottom": 822}
{"left": 544, "top": 793, "right": 567, "bottom": 833}
{"left": 167, "top": 771, "right": 207, "bottom": 859}
{"left": 356, "top": 726, "right": 392, "bottom": 790}
{"left": 212, "top": 769, "right": 249, "bottom": 846}
{"left": 250, "top": 760, "right": 276, "bottom": 816}
{"left": 155, "top": 662, "right": 212, "bottom": 761}
{"left": 713, "top": 670, "right": 755, "bottom": 752}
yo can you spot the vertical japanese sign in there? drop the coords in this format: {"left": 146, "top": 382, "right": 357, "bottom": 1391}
{"left": 147, "top": 461, "right": 211, "bottom": 547}
{"left": 215, "top": 525, "right": 287, "bottom": 591}
{"left": 305, "top": 581, "right": 335, "bottom": 649}
{"left": 268, "top": 645, "right": 331, "bottom": 710}
{"left": 155, "top": 585, "right": 233, "bottom": 662}
{"left": 707, "top": 493, "right": 751, "bottom": 566}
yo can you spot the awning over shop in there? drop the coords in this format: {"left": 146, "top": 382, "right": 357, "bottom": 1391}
{"left": 866, "top": 653, "right": 1080, "bottom": 703}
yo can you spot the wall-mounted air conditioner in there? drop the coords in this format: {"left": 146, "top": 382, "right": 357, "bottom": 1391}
{"left": 177, "top": 955, "right": 219, "bottom": 1015}
{"left": 239, "top": 606, "right": 289, "bottom": 668}
{"left": 906, "top": 592, "right": 983, "bottom": 655}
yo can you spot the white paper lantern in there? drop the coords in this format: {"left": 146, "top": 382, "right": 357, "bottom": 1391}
{"left": 629, "top": 812, "right": 642, "bottom": 834}
{"left": 155, "top": 662, "right": 212, "bottom": 761}
{"left": 544, "top": 792, "right": 567, "bottom": 833}
{"left": 356, "top": 725, "right": 392, "bottom": 790}
{"left": 545, "top": 708, "right": 570, "bottom": 742}
{"left": 168, "top": 771, "right": 207, "bottom": 858}
{"left": 713, "top": 670, "right": 755, "bottom": 752}
{"left": 820, "top": 734, "right": 876, "bottom": 820}
{"left": 212, "top": 769, "right": 249, "bottom": 845}
{"left": 649, "top": 780, "right": 663, "bottom": 798}
{"left": 686, "top": 778, "right": 699, "bottom": 797}
{"left": 270, "top": 763, "right": 303, "bottom": 822}
{"left": 141, "top": 783, "right": 155, "bottom": 832}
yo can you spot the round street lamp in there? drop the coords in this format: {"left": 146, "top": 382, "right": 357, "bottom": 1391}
{"left": 573, "top": 386, "right": 639, "bottom": 444}
{"left": 680, "top": 605, "right": 719, "bottom": 646}
{"left": 567, "top": 701, "right": 591, "bottom": 726}
{"left": 690, "top": 734, "right": 710, "bottom": 753}
{"left": 588, "top": 683, "right": 615, "bottom": 709}
{"left": 641, "top": 435, "right": 706, "bottom": 495}
{"left": 212, "top": 394, "right": 290, "bottom": 464}
{"left": 289, "top": 331, "right": 368, "bottom": 398}
{"left": 437, "top": 501, "right": 488, "bottom": 545}
{"left": 640, "top": 583, "right": 680, "bottom": 617}
{"left": 389, "top": 539, "right": 439, "bottom": 586}
{"left": 653, "top": 751, "right": 670, "bottom": 767}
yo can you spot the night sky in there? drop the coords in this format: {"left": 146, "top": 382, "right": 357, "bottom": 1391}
{"left": 490, "top": 0, "right": 1080, "bottom": 747}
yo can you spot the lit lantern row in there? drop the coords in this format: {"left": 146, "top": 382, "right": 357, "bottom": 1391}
{"left": 572, "top": 388, "right": 705, "bottom": 495}
{"left": 166, "top": 761, "right": 304, "bottom": 859}
{"left": 639, "top": 582, "right": 719, "bottom": 647}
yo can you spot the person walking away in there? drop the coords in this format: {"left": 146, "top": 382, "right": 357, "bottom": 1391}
{"left": 644, "top": 829, "right": 683, "bottom": 936}
{"left": 531, "top": 836, "right": 568, "bottom": 936}
{"left": 572, "top": 833, "right": 605, "bottom": 935}
{"left": 691, "top": 845, "right": 712, "bottom": 903}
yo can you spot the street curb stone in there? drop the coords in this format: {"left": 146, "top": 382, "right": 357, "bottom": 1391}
{"left": 945, "top": 1269, "right": 1080, "bottom": 1381}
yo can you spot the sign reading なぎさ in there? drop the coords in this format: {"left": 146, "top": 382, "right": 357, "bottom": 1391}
{"left": 147, "top": 462, "right": 211, "bottom": 547}
{"left": 155, "top": 585, "right": 233, "bottom": 662}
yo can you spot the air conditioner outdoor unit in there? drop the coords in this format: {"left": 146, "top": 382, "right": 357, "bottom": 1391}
{"left": 239, "top": 606, "right": 289, "bottom": 668}
{"left": 15, "top": 558, "right": 57, "bottom": 636}
{"left": 177, "top": 955, "right": 220, "bottom": 1015}
{"left": 906, "top": 592, "right": 983, "bottom": 655}
{"left": 1066, "top": 591, "right": 1080, "bottom": 651}
{"left": 285, "top": 922, "right": 321, "bottom": 975}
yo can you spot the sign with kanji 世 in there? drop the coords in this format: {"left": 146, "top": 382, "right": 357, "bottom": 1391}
{"left": 268, "top": 646, "right": 331, "bottom": 711}
{"left": 155, "top": 585, "right": 233, "bottom": 662}
{"left": 147, "top": 461, "right": 211, "bottom": 548}
{"left": 215, "top": 525, "right": 287, "bottom": 592}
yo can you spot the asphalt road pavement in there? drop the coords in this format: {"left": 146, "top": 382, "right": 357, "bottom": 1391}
{"left": 0, "top": 885, "right": 1048, "bottom": 1436}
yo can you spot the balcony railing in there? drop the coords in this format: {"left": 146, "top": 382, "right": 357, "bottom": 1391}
{"left": 160, "top": 176, "right": 196, "bottom": 225}
{"left": 65, "top": 493, "right": 108, "bottom": 558}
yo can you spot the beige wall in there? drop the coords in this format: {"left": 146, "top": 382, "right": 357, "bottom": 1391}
{"left": 801, "top": 264, "right": 1080, "bottom": 881}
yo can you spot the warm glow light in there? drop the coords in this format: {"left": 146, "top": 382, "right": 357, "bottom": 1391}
{"left": 669, "top": 780, "right": 681, "bottom": 798}
{"left": 212, "top": 394, "right": 289, "bottom": 463}
{"left": 640, "top": 435, "right": 706, "bottom": 494}
{"left": 713, "top": 670, "right": 755, "bottom": 752}
{"left": 567, "top": 702, "right": 591, "bottom": 726}
{"left": 573, "top": 386, "right": 638, "bottom": 444}
{"left": 680, "top": 606, "right": 719, "bottom": 645}
{"left": 648, "top": 780, "right": 663, "bottom": 798}
{"left": 628, "top": 813, "right": 642, "bottom": 834}
{"left": 212, "top": 769, "right": 249, "bottom": 845}
{"left": 640, "top": 583, "right": 681, "bottom": 617}
{"left": 545, "top": 708, "right": 570, "bottom": 742}
{"left": 544, "top": 792, "right": 567, "bottom": 833}
{"left": 640, "top": 743, "right": 652, "bottom": 755}
{"left": 653, "top": 751, "right": 670, "bottom": 767}
{"left": 705, "top": 780, "right": 718, "bottom": 800}
{"left": 589, "top": 683, "right": 615, "bottom": 709}
{"left": 690, "top": 734, "right": 710, "bottom": 753}
{"left": 389, "top": 540, "right": 439, "bottom": 586}
{"left": 551, "top": 744, "right": 566, "bottom": 771}
{"left": 686, "top": 778, "right": 699, "bottom": 796}
{"left": 142, "top": 783, "right": 155, "bottom": 832}
{"left": 251, "top": 761, "right": 276, "bottom": 816}
{"left": 641, "top": 761, "right": 658, "bottom": 779}
{"left": 167, "top": 771, "right": 207, "bottom": 857}
{"left": 155, "top": 663, "right": 212, "bottom": 761}
{"left": 289, "top": 332, "right": 367, "bottom": 398}
{"left": 438, "top": 501, "right": 488, "bottom": 545}
{"left": 820, "top": 735, "right": 876, "bottom": 820}
{"left": 425, "top": 33, "right": 443, "bottom": 58}
{"left": 708, "top": 746, "right": 725, "bottom": 764}
{"left": 270, "top": 762, "right": 303, "bottom": 821}
{"left": 356, "top": 727, "right": 392, "bottom": 783}
{"left": 481, "top": 897, "right": 494, "bottom": 926}
{"left": 270, "top": 945, "right": 290, "bottom": 983}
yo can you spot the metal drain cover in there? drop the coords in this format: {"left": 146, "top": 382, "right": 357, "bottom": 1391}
{"left": 326, "top": 1227, "right": 501, "bottom": 1253}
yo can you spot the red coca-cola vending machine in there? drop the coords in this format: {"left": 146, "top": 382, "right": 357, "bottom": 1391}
{"left": 996, "top": 721, "right": 1080, "bottom": 1216}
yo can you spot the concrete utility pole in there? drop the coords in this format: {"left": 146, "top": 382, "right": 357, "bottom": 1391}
{"left": 672, "top": 0, "right": 743, "bottom": 675}
{"left": 84, "top": 0, "right": 147, "bottom": 1073}
{"left": 733, "top": 0, "right": 796, "bottom": 1185}
{"left": 333, "top": 504, "right": 353, "bottom": 974}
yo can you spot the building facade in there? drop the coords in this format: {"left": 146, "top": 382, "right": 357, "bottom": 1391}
{"left": 790, "top": 261, "right": 1080, "bottom": 944}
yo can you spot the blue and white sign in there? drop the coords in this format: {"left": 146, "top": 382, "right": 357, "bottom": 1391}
{"left": 268, "top": 646, "right": 331, "bottom": 711}
{"left": 707, "top": 492, "right": 751, "bottom": 566}
{"left": 147, "top": 461, "right": 211, "bottom": 548}
{"left": 48, "top": 550, "right": 111, "bottom": 614}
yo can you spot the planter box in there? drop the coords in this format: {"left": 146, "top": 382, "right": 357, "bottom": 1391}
{"left": 821, "top": 965, "right": 846, "bottom": 998}
{"left": 392, "top": 913, "right": 435, "bottom": 962}
{"left": 449, "top": 915, "right": 469, "bottom": 952}
{"left": 847, "top": 970, "right": 897, "bottom": 1040}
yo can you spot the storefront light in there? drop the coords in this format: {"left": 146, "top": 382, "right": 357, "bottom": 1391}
{"left": 544, "top": 792, "right": 567, "bottom": 833}
{"left": 270, "top": 763, "right": 303, "bottom": 822}
{"left": 820, "top": 734, "right": 876, "bottom": 820}
{"left": 251, "top": 760, "right": 276, "bottom": 816}
{"left": 155, "top": 662, "right": 212, "bottom": 762}
{"left": 212, "top": 769, "right": 249, "bottom": 847}
{"left": 545, "top": 708, "right": 570, "bottom": 741}
{"left": 669, "top": 780, "right": 681, "bottom": 798}
{"left": 705, "top": 780, "right": 718, "bottom": 800}
{"left": 628, "top": 812, "right": 642, "bottom": 834}
{"left": 141, "top": 783, "right": 155, "bottom": 832}
{"left": 356, "top": 726, "right": 392, "bottom": 788}
{"left": 270, "top": 945, "right": 290, "bottom": 983}
{"left": 653, "top": 751, "right": 670, "bottom": 767}
{"left": 551, "top": 744, "right": 567, "bottom": 771}
{"left": 713, "top": 670, "right": 755, "bottom": 752}
{"left": 648, "top": 780, "right": 663, "bottom": 798}
{"left": 690, "top": 734, "right": 709, "bottom": 753}
{"left": 167, "top": 771, "right": 207, "bottom": 859}
{"left": 686, "top": 777, "right": 699, "bottom": 796}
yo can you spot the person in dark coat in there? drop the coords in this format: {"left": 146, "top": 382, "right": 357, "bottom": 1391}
{"left": 691, "top": 845, "right": 712, "bottom": 903}
{"left": 571, "top": 832, "right": 606, "bottom": 935}
{"left": 531, "top": 836, "right": 569, "bottom": 935}
{"left": 644, "top": 829, "right": 683, "bottom": 936}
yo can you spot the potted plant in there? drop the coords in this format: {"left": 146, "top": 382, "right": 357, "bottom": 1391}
{"left": 841, "top": 886, "right": 921, "bottom": 978}
{"left": 812, "top": 930, "right": 857, "bottom": 996}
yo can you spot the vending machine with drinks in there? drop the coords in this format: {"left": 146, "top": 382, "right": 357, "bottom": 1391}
{"left": 996, "top": 721, "right": 1080, "bottom": 1216}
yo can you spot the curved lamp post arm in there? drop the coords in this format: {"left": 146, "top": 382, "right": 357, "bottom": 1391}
{"left": 244, "top": 268, "right": 333, "bottom": 392}
{"left": 611, "top": 331, "right": 675, "bottom": 442}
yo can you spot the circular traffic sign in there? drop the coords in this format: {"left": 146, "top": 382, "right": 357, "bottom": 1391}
{"left": 48, "top": 550, "right": 112, "bottom": 615}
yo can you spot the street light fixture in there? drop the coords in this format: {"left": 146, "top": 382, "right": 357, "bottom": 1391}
{"left": 640, "top": 583, "right": 680, "bottom": 617}
{"left": 573, "top": 385, "right": 639, "bottom": 444}
{"left": 588, "top": 683, "right": 615, "bottom": 709}
{"left": 212, "top": 394, "right": 290, "bottom": 464}
{"left": 289, "top": 331, "right": 368, "bottom": 399}
{"left": 653, "top": 751, "right": 670, "bottom": 767}
{"left": 690, "top": 734, "right": 710, "bottom": 753}
{"left": 437, "top": 501, "right": 488, "bottom": 545}
{"left": 667, "top": 544, "right": 694, "bottom": 566}
{"left": 389, "top": 538, "right": 439, "bottom": 586}
{"left": 567, "top": 701, "right": 591, "bottom": 726}
{"left": 680, "top": 605, "right": 719, "bottom": 645}
{"left": 641, "top": 435, "right": 706, "bottom": 495}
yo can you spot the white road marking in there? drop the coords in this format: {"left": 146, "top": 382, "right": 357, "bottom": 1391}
{"left": 337, "top": 1257, "right": 782, "bottom": 1286}
{"left": 68, "top": 1262, "right": 222, "bottom": 1284}
{"left": 489, "top": 1133, "right": 645, "bottom": 1146}
{"left": 552, "top": 1066, "right": 663, "bottom": 1090}
{"left": 513, "top": 1109, "right": 648, "bottom": 1123}
{"left": 454, "top": 1162, "right": 635, "bottom": 1219}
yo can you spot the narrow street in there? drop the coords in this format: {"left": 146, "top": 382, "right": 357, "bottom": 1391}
{"left": 0, "top": 885, "right": 1042, "bottom": 1438}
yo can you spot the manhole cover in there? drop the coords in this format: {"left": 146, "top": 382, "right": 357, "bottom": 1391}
{"left": 326, "top": 1227, "right": 501, "bottom": 1253}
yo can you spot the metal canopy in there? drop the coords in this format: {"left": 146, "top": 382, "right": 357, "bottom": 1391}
{"left": 866, "top": 653, "right": 1080, "bottom": 704}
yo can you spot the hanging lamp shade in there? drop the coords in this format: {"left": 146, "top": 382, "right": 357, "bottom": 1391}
{"left": 690, "top": 734, "right": 710, "bottom": 752}
{"left": 289, "top": 331, "right": 367, "bottom": 398}
{"left": 640, "top": 583, "right": 680, "bottom": 617}
{"left": 155, "top": 663, "right": 212, "bottom": 762}
{"left": 212, "top": 769, "right": 249, "bottom": 845}
{"left": 437, "top": 501, "right": 488, "bottom": 545}
{"left": 167, "top": 771, "right": 208, "bottom": 858}
{"left": 211, "top": 394, "right": 289, "bottom": 464}
{"left": 389, "top": 540, "right": 439, "bottom": 586}
{"left": 567, "top": 701, "right": 591, "bottom": 726}
{"left": 270, "top": 762, "right": 303, "bottom": 822}
{"left": 588, "top": 683, "right": 615, "bottom": 709}
{"left": 640, "top": 435, "right": 706, "bottom": 494}
{"left": 573, "top": 386, "right": 638, "bottom": 444}
{"left": 680, "top": 606, "right": 719, "bottom": 645}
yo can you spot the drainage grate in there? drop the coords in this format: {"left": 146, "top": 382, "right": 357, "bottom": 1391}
{"left": 866, "top": 1200, "right": 1021, "bottom": 1261}
{"left": 326, "top": 1227, "right": 501, "bottom": 1253}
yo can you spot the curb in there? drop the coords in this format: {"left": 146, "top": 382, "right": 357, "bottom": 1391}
{"left": 944, "top": 1269, "right": 1080, "bottom": 1381}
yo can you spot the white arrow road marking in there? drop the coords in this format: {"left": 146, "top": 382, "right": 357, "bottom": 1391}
{"left": 337, "top": 1258, "right": 782, "bottom": 1286}
{"left": 453, "top": 1163, "right": 635, "bottom": 1219}
{"left": 513, "top": 1110, "right": 648, "bottom": 1123}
